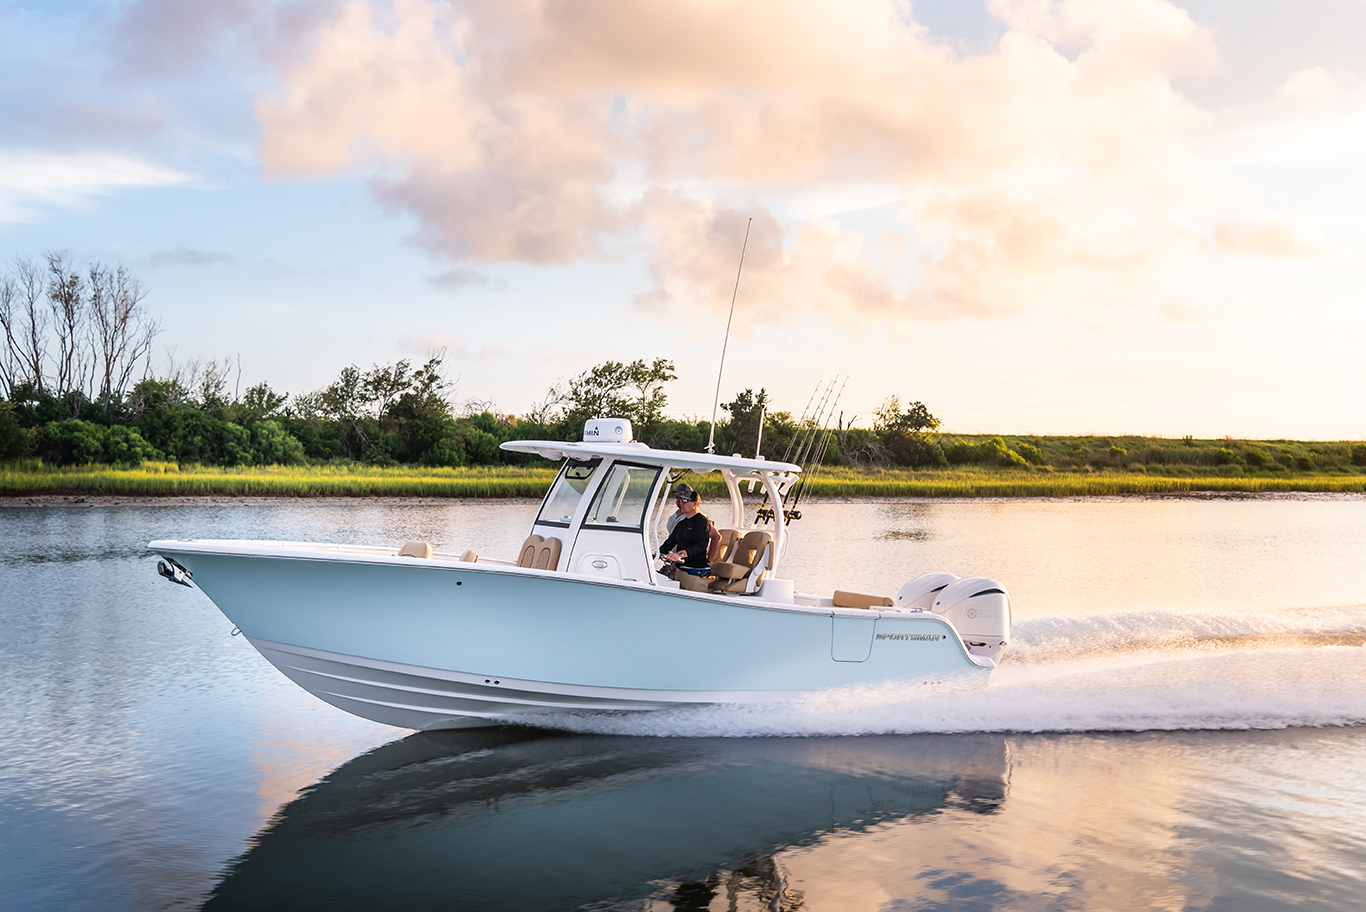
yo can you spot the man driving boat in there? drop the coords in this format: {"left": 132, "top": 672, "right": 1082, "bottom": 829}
{"left": 658, "top": 483, "right": 711, "bottom": 581}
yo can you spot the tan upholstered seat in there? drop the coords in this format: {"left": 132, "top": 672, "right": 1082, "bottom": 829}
{"left": 708, "top": 530, "right": 774, "bottom": 595}
{"left": 459, "top": 549, "right": 479, "bottom": 563}
{"left": 677, "top": 572, "right": 711, "bottom": 592}
{"left": 397, "top": 541, "right": 432, "bottom": 559}
{"left": 516, "top": 534, "right": 562, "bottom": 571}
{"left": 832, "top": 590, "right": 893, "bottom": 609}
{"left": 710, "top": 528, "right": 741, "bottom": 564}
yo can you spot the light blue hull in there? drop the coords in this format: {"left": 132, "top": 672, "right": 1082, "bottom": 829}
{"left": 154, "top": 542, "right": 991, "bottom": 730}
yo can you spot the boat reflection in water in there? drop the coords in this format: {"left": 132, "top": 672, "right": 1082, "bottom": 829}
{"left": 205, "top": 731, "right": 1009, "bottom": 911}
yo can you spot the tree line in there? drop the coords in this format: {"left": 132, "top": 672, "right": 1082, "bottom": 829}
{"left": 0, "top": 254, "right": 945, "bottom": 469}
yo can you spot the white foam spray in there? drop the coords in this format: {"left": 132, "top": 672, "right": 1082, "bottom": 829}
{"left": 526, "top": 607, "right": 1366, "bottom": 738}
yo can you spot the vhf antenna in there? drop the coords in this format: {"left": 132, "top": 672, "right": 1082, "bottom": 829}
{"left": 706, "top": 218, "right": 752, "bottom": 454}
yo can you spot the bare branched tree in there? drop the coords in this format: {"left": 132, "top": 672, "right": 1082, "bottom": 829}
{"left": 45, "top": 251, "right": 88, "bottom": 406}
{"left": 88, "top": 262, "right": 158, "bottom": 414}
{"left": 195, "top": 357, "right": 233, "bottom": 405}
{"left": 0, "top": 273, "right": 17, "bottom": 398}
{"left": 160, "top": 351, "right": 233, "bottom": 406}
{"left": 0, "top": 253, "right": 160, "bottom": 408}
{"left": 0, "top": 257, "right": 49, "bottom": 397}
{"left": 456, "top": 397, "right": 496, "bottom": 419}
{"left": 524, "top": 382, "right": 566, "bottom": 427}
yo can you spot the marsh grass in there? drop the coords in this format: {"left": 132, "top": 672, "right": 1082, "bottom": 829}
{"left": 792, "top": 466, "right": 1366, "bottom": 497}
{"left": 0, "top": 462, "right": 558, "bottom": 498}
{"left": 3, "top": 459, "right": 1364, "bottom": 499}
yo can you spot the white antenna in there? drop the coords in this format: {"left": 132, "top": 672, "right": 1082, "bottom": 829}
{"left": 706, "top": 218, "right": 752, "bottom": 454}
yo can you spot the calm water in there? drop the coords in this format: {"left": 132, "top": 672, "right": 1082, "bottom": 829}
{"left": 2, "top": 496, "right": 1365, "bottom": 910}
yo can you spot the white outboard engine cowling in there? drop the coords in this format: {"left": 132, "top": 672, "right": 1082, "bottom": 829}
{"left": 930, "top": 577, "right": 1011, "bottom": 662}
{"left": 894, "top": 572, "right": 959, "bottom": 611}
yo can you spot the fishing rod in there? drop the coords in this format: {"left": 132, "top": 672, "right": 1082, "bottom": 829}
{"left": 779, "top": 381, "right": 821, "bottom": 465}
{"left": 757, "top": 376, "right": 843, "bottom": 525}
{"left": 759, "top": 378, "right": 828, "bottom": 524}
{"left": 786, "top": 377, "right": 845, "bottom": 520}
{"left": 706, "top": 218, "right": 752, "bottom": 455}
{"left": 789, "top": 377, "right": 837, "bottom": 472}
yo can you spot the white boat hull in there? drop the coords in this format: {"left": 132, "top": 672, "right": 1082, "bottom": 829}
{"left": 152, "top": 540, "right": 993, "bottom": 730}
{"left": 253, "top": 638, "right": 726, "bottom": 730}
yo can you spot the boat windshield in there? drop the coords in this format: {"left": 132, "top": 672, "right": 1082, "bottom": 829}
{"left": 536, "top": 458, "right": 601, "bottom": 526}
{"left": 581, "top": 463, "right": 661, "bottom": 532}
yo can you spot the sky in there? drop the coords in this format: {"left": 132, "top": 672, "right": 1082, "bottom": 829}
{"left": 1, "top": 0, "right": 1364, "bottom": 440}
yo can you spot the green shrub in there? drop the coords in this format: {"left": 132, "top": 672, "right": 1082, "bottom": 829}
{"left": 982, "top": 437, "right": 1028, "bottom": 468}
{"left": 104, "top": 425, "right": 163, "bottom": 466}
{"left": 37, "top": 420, "right": 108, "bottom": 465}
{"left": 422, "top": 438, "right": 467, "bottom": 468}
{"left": 248, "top": 420, "right": 307, "bottom": 466}
{"left": 464, "top": 428, "right": 501, "bottom": 465}
{"left": 0, "top": 406, "right": 31, "bottom": 460}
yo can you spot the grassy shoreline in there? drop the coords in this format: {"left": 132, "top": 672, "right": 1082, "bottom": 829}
{"left": 4, "top": 462, "right": 1365, "bottom": 500}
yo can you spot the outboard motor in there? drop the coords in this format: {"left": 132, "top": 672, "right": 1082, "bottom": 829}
{"left": 894, "top": 572, "right": 959, "bottom": 611}
{"left": 930, "top": 577, "right": 1011, "bottom": 662}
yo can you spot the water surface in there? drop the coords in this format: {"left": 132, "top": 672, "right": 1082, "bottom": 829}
{"left": 2, "top": 496, "right": 1364, "bottom": 910}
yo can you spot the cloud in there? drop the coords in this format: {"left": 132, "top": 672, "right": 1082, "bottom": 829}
{"left": 257, "top": 0, "right": 621, "bottom": 264}
{"left": 398, "top": 326, "right": 510, "bottom": 361}
{"left": 109, "top": 0, "right": 340, "bottom": 76}
{"left": 1213, "top": 218, "right": 1327, "bottom": 259}
{"left": 145, "top": 246, "right": 238, "bottom": 268}
{"left": 1274, "top": 66, "right": 1366, "bottom": 105}
{"left": 0, "top": 150, "right": 192, "bottom": 222}
{"left": 254, "top": 0, "right": 1234, "bottom": 319}
{"left": 427, "top": 266, "right": 505, "bottom": 291}
{"left": 41, "top": 100, "right": 168, "bottom": 145}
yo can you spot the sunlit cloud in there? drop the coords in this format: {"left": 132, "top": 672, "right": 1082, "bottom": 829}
{"left": 249, "top": 0, "right": 1366, "bottom": 341}
{"left": 1209, "top": 66, "right": 1366, "bottom": 169}
{"left": 1213, "top": 218, "right": 1327, "bottom": 258}
{"left": 0, "top": 150, "right": 192, "bottom": 223}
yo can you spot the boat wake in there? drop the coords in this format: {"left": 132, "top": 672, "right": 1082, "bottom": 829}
{"left": 528, "top": 606, "right": 1366, "bottom": 738}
